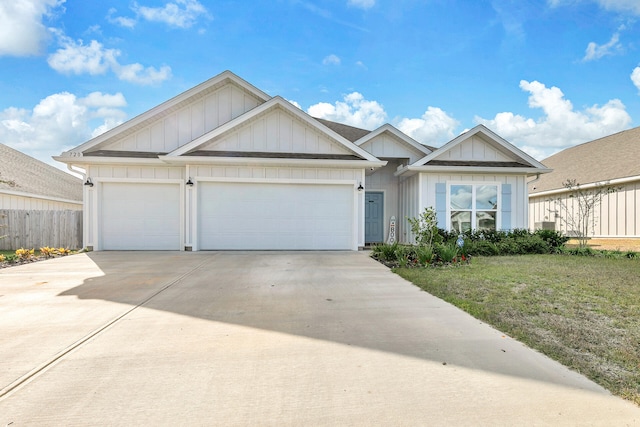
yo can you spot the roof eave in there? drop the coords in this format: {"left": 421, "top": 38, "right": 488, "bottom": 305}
{"left": 53, "top": 156, "right": 167, "bottom": 166}
{"left": 395, "top": 165, "right": 552, "bottom": 177}
{"left": 158, "top": 155, "right": 387, "bottom": 169}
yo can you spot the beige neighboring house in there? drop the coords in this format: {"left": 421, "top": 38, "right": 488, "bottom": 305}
{"left": 0, "top": 143, "right": 82, "bottom": 211}
{"left": 529, "top": 126, "right": 640, "bottom": 238}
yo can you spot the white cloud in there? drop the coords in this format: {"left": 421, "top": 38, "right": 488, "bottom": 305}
{"left": 0, "top": 91, "right": 127, "bottom": 168}
{"left": 112, "top": 62, "right": 173, "bottom": 85}
{"left": 322, "top": 54, "right": 341, "bottom": 65}
{"left": 592, "top": 0, "right": 640, "bottom": 14}
{"left": 396, "top": 107, "right": 459, "bottom": 145}
{"left": 548, "top": 0, "right": 640, "bottom": 15}
{"left": 134, "top": 0, "right": 208, "bottom": 28}
{"left": 307, "top": 92, "right": 387, "bottom": 130}
{"left": 307, "top": 92, "right": 458, "bottom": 145}
{"left": 0, "top": 0, "right": 64, "bottom": 56}
{"left": 347, "top": 0, "right": 375, "bottom": 10}
{"left": 475, "top": 80, "right": 632, "bottom": 159}
{"left": 107, "top": 7, "right": 136, "bottom": 28}
{"left": 583, "top": 32, "right": 622, "bottom": 61}
{"left": 47, "top": 37, "right": 117, "bottom": 75}
{"left": 47, "top": 34, "right": 172, "bottom": 85}
{"left": 286, "top": 99, "right": 302, "bottom": 109}
{"left": 631, "top": 66, "right": 640, "bottom": 91}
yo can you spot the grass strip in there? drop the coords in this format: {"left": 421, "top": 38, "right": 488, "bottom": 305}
{"left": 394, "top": 254, "right": 640, "bottom": 405}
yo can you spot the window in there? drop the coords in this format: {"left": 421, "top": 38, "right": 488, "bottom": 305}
{"left": 449, "top": 184, "right": 499, "bottom": 232}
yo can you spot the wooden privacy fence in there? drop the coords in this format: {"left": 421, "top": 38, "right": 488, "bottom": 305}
{"left": 0, "top": 210, "right": 83, "bottom": 250}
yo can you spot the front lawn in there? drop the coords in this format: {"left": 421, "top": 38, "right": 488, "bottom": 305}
{"left": 394, "top": 255, "right": 640, "bottom": 405}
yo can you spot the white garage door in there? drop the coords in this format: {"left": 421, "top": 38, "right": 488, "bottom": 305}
{"left": 198, "top": 182, "right": 354, "bottom": 250}
{"left": 101, "top": 182, "right": 181, "bottom": 250}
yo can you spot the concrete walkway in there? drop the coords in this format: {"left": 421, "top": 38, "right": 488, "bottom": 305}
{"left": 0, "top": 251, "right": 638, "bottom": 426}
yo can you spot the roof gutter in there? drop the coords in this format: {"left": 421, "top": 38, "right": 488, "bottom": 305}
{"left": 395, "top": 165, "right": 552, "bottom": 177}
{"left": 529, "top": 174, "right": 640, "bottom": 198}
{"left": 158, "top": 155, "right": 388, "bottom": 169}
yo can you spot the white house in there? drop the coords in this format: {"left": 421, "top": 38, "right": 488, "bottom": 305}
{"left": 55, "top": 71, "right": 550, "bottom": 251}
{"left": 529, "top": 126, "right": 640, "bottom": 238}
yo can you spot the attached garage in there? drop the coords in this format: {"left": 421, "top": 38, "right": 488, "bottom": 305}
{"left": 100, "top": 182, "right": 181, "bottom": 250}
{"left": 197, "top": 181, "right": 355, "bottom": 250}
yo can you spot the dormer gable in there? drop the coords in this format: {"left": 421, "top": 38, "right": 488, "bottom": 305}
{"left": 356, "top": 124, "right": 431, "bottom": 164}
{"left": 414, "top": 125, "right": 548, "bottom": 170}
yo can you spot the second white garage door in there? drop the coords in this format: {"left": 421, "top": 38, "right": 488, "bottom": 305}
{"left": 198, "top": 182, "right": 355, "bottom": 250}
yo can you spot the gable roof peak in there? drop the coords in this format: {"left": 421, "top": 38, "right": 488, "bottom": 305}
{"left": 61, "top": 70, "right": 272, "bottom": 157}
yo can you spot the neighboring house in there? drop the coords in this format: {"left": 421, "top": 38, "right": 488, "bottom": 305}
{"left": 55, "top": 71, "right": 550, "bottom": 251}
{"left": 529, "top": 126, "right": 640, "bottom": 238}
{"left": 0, "top": 143, "right": 82, "bottom": 211}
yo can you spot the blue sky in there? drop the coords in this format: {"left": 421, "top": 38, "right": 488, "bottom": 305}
{"left": 1, "top": 0, "right": 640, "bottom": 170}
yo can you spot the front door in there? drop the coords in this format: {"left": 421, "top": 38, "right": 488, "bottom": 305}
{"left": 365, "top": 191, "right": 384, "bottom": 244}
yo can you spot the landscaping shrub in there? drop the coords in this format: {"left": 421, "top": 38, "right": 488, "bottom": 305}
{"left": 534, "top": 229, "right": 570, "bottom": 251}
{"left": 435, "top": 242, "right": 459, "bottom": 263}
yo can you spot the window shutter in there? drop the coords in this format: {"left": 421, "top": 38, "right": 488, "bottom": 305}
{"left": 435, "top": 183, "right": 446, "bottom": 228}
{"left": 501, "top": 184, "right": 512, "bottom": 231}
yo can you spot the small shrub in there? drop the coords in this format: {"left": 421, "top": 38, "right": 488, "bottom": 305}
{"left": 534, "top": 229, "right": 569, "bottom": 250}
{"left": 435, "top": 242, "right": 459, "bottom": 263}
{"left": 416, "top": 245, "right": 435, "bottom": 266}
{"left": 15, "top": 248, "right": 35, "bottom": 260}
{"left": 465, "top": 240, "right": 500, "bottom": 256}
{"left": 56, "top": 247, "right": 71, "bottom": 256}
{"left": 408, "top": 208, "right": 442, "bottom": 246}
{"left": 40, "top": 247, "right": 55, "bottom": 258}
{"left": 374, "top": 242, "right": 399, "bottom": 262}
{"left": 0, "top": 254, "right": 4, "bottom": 263}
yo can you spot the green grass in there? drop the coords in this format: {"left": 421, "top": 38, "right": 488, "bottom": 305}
{"left": 394, "top": 255, "right": 640, "bottom": 405}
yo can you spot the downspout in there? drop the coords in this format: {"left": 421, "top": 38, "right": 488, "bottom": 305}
{"left": 67, "top": 164, "right": 86, "bottom": 180}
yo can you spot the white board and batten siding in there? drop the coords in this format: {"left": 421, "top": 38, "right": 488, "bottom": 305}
{"left": 359, "top": 133, "right": 426, "bottom": 164}
{"left": 199, "top": 108, "right": 354, "bottom": 156}
{"left": 106, "top": 84, "right": 263, "bottom": 154}
{"left": 529, "top": 180, "right": 640, "bottom": 237}
{"left": 432, "top": 134, "right": 514, "bottom": 162}
{"left": 398, "top": 174, "right": 420, "bottom": 244}
{"left": 0, "top": 192, "right": 81, "bottom": 211}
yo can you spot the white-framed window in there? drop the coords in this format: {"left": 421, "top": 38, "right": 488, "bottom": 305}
{"left": 448, "top": 183, "right": 500, "bottom": 233}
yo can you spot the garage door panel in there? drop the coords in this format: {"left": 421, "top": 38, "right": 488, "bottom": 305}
{"left": 198, "top": 182, "right": 354, "bottom": 250}
{"left": 101, "top": 183, "right": 180, "bottom": 250}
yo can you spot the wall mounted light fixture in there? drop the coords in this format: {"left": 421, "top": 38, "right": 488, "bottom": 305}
{"left": 186, "top": 178, "right": 194, "bottom": 186}
{"left": 357, "top": 183, "right": 364, "bottom": 191}
{"left": 84, "top": 178, "right": 94, "bottom": 187}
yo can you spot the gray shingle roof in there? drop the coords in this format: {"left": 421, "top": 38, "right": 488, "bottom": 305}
{"left": 314, "top": 118, "right": 372, "bottom": 142}
{"left": 530, "top": 126, "right": 640, "bottom": 194}
{"left": 0, "top": 143, "right": 82, "bottom": 202}
{"left": 314, "top": 117, "right": 438, "bottom": 151}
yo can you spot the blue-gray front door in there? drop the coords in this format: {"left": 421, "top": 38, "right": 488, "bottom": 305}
{"left": 365, "top": 191, "right": 384, "bottom": 243}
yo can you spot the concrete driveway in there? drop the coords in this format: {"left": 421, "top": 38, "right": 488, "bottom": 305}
{"left": 0, "top": 252, "right": 638, "bottom": 426}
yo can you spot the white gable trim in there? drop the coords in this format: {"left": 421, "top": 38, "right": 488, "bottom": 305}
{"left": 59, "top": 71, "right": 271, "bottom": 157}
{"left": 356, "top": 124, "right": 432, "bottom": 156}
{"left": 166, "top": 96, "right": 382, "bottom": 162}
{"left": 412, "top": 124, "right": 548, "bottom": 170}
